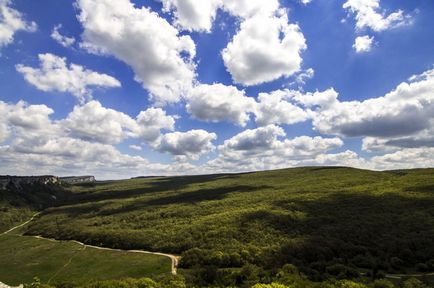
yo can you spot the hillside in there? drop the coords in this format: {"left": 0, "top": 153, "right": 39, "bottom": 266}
{"left": 0, "top": 179, "right": 70, "bottom": 233}
{"left": 18, "top": 167, "right": 434, "bottom": 286}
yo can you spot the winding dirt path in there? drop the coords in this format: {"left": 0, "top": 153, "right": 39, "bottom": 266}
{"left": 385, "top": 272, "right": 434, "bottom": 279}
{"left": 0, "top": 213, "right": 40, "bottom": 236}
{"left": 1, "top": 213, "right": 180, "bottom": 275}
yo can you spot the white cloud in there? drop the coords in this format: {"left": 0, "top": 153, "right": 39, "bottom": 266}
{"left": 363, "top": 126, "right": 434, "bottom": 152}
{"left": 353, "top": 35, "right": 374, "bottom": 53}
{"left": 0, "top": 100, "right": 59, "bottom": 146}
{"left": 218, "top": 125, "right": 343, "bottom": 158}
{"left": 294, "top": 68, "right": 315, "bottom": 86}
{"left": 300, "top": 0, "right": 312, "bottom": 5}
{"left": 371, "top": 148, "right": 434, "bottom": 170}
{"left": 206, "top": 125, "right": 346, "bottom": 173}
{"left": 158, "top": 0, "right": 305, "bottom": 87}
{"left": 160, "top": 0, "right": 280, "bottom": 33}
{"left": 161, "top": 0, "right": 221, "bottom": 32}
{"left": 62, "top": 100, "right": 138, "bottom": 145}
{"left": 343, "top": 0, "right": 410, "bottom": 32}
{"left": 221, "top": 0, "right": 280, "bottom": 19}
{"left": 76, "top": 0, "right": 196, "bottom": 105}
{"left": 221, "top": 125, "right": 286, "bottom": 152}
{"left": 222, "top": 12, "right": 306, "bottom": 86}
{"left": 51, "top": 24, "right": 75, "bottom": 47}
{"left": 16, "top": 53, "right": 121, "bottom": 103}
{"left": 306, "top": 69, "right": 434, "bottom": 139}
{"left": 62, "top": 101, "right": 176, "bottom": 146}
{"left": 155, "top": 130, "right": 217, "bottom": 160}
{"left": 292, "top": 88, "right": 339, "bottom": 108}
{"left": 186, "top": 83, "right": 256, "bottom": 126}
{"left": 136, "top": 107, "right": 176, "bottom": 144}
{"left": 0, "top": 102, "right": 10, "bottom": 143}
{"left": 0, "top": 0, "right": 36, "bottom": 48}
{"left": 129, "top": 145, "right": 142, "bottom": 151}
{"left": 255, "top": 90, "right": 310, "bottom": 126}
{"left": 309, "top": 150, "right": 369, "bottom": 168}
{"left": 0, "top": 137, "right": 152, "bottom": 179}
{"left": 0, "top": 100, "right": 55, "bottom": 144}
{"left": 0, "top": 101, "right": 205, "bottom": 179}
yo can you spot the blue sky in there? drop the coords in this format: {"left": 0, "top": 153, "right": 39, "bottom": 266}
{"left": 0, "top": 0, "right": 433, "bottom": 179}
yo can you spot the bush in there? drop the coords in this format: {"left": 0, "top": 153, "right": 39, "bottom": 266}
{"left": 370, "top": 279, "right": 395, "bottom": 288}
{"left": 401, "top": 278, "right": 430, "bottom": 288}
{"left": 251, "top": 283, "right": 290, "bottom": 288}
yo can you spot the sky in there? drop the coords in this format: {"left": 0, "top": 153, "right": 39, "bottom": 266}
{"left": 0, "top": 0, "right": 433, "bottom": 179}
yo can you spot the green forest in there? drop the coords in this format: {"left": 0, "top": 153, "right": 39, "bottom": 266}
{"left": 1, "top": 167, "right": 434, "bottom": 287}
{"left": 19, "top": 274, "right": 433, "bottom": 288}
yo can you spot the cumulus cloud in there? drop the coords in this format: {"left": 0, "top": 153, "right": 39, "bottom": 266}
{"left": 218, "top": 125, "right": 343, "bottom": 158}
{"left": 0, "top": 100, "right": 55, "bottom": 144}
{"left": 160, "top": 0, "right": 280, "bottom": 33}
{"left": 76, "top": 0, "right": 196, "bottom": 104}
{"left": 0, "top": 101, "right": 60, "bottom": 146}
{"left": 222, "top": 12, "right": 306, "bottom": 86}
{"left": 161, "top": 0, "right": 306, "bottom": 86}
{"left": 362, "top": 127, "right": 434, "bottom": 153}
{"left": 206, "top": 125, "right": 347, "bottom": 173}
{"left": 371, "top": 148, "right": 434, "bottom": 170}
{"left": 51, "top": 24, "right": 75, "bottom": 47}
{"left": 136, "top": 107, "right": 176, "bottom": 144}
{"left": 16, "top": 53, "right": 121, "bottom": 103}
{"left": 161, "top": 0, "right": 221, "bottom": 32}
{"left": 0, "top": 0, "right": 36, "bottom": 48}
{"left": 222, "top": 125, "right": 286, "bottom": 152}
{"left": 62, "top": 101, "right": 138, "bottom": 145}
{"left": 293, "top": 68, "right": 315, "bottom": 86}
{"left": 61, "top": 101, "right": 176, "bottom": 145}
{"left": 129, "top": 145, "right": 142, "bottom": 151}
{"left": 0, "top": 102, "right": 10, "bottom": 142}
{"left": 1, "top": 99, "right": 179, "bottom": 153}
{"left": 255, "top": 90, "right": 310, "bottom": 126}
{"left": 0, "top": 100, "right": 205, "bottom": 178}
{"left": 343, "top": 0, "right": 411, "bottom": 32}
{"left": 221, "top": 0, "right": 280, "bottom": 19}
{"left": 186, "top": 83, "right": 256, "bottom": 126}
{"left": 353, "top": 35, "right": 374, "bottom": 53}
{"left": 155, "top": 130, "right": 217, "bottom": 160}
{"left": 0, "top": 137, "right": 153, "bottom": 179}
{"left": 310, "top": 150, "right": 369, "bottom": 168}
{"left": 291, "top": 88, "right": 339, "bottom": 109}
{"left": 305, "top": 69, "right": 434, "bottom": 139}
{"left": 40, "top": 99, "right": 210, "bottom": 162}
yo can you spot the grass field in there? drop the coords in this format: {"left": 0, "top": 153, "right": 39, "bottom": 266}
{"left": 0, "top": 224, "right": 171, "bottom": 286}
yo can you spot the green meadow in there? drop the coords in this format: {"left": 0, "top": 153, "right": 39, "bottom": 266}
{"left": 0, "top": 232, "right": 170, "bottom": 286}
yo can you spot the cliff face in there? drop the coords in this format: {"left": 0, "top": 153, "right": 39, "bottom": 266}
{"left": 59, "top": 176, "right": 95, "bottom": 184}
{"left": 0, "top": 176, "right": 59, "bottom": 190}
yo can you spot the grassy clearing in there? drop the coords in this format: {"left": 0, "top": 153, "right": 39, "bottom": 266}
{"left": 0, "top": 233, "right": 171, "bottom": 286}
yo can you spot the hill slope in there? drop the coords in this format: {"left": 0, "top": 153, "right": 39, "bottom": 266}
{"left": 21, "top": 167, "right": 434, "bottom": 284}
{"left": 0, "top": 181, "right": 69, "bottom": 233}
